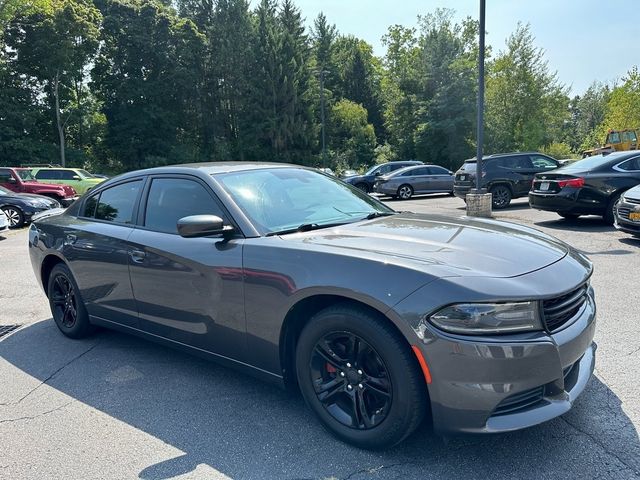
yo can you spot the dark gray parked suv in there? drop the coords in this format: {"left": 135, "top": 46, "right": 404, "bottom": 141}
{"left": 342, "top": 161, "right": 423, "bottom": 192}
{"left": 454, "top": 152, "right": 560, "bottom": 208}
{"left": 29, "top": 163, "right": 596, "bottom": 449}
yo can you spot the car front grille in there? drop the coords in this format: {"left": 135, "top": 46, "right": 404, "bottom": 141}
{"left": 542, "top": 283, "right": 589, "bottom": 332}
{"left": 625, "top": 197, "right": 640, "bottom": 205}
{"left": 492, "top": 386, "right": 545, "bottom": 416}
{"left": 617, "top": 206, "right": 631, "bottom": 219}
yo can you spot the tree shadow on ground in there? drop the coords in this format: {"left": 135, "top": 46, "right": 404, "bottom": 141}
{"left": 1, "top": 320, "right": 639, "bottom": 480}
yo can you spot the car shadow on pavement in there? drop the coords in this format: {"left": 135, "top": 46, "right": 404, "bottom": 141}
{"left": 534, "top": 217, "right": 616, "bottom": 233}
{"left": 1, "top": 320, "right": 639, "bottom": 479}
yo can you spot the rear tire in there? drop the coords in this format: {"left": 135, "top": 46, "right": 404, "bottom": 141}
{"left": 295, "top": 304, "right": 427, "bottom": 449}
{"left": 397, "top": 184, "right": 413, "bottom": 200}
{"left": 47, "top": 264, "right": 94, "bottom": 339}
{"left": 490, "top": 185, "right": 512, "bottom": 209}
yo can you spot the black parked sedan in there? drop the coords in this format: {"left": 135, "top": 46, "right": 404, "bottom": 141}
{"left": 0, "top": 186, "right": 61, "bottom": 228}
{"left": 529, "top": 151, "right": 640, "bottom": 223}
{"left": 614, "top": 184, "right": 640, "bottom": 237}
{"left": 29, "top": 163, "right": 596, "bottom": 449}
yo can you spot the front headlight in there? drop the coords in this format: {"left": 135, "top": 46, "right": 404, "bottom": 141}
{"left": 429, "top": 301, "right": 542, "bottom": 335}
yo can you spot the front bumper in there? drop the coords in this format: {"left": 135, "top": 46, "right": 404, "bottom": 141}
{"left": 373, "top": 183, "right": 397, "bottom": 195}
{"left": 419, "top": 293, "right": 596, "bottom": 434}
{"left": 614, "top": 199, "right": 640, "bottom": 237}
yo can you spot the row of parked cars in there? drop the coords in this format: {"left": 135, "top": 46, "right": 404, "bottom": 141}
{"left": 0, "top": 166, "right": 105, "bottom": 228}
{"left": 343, "top": 149, "right": 640, "bottom": 238}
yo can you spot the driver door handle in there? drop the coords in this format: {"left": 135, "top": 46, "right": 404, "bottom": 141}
{"left": 129, "top": 250, "right": 146, "bottom": 263}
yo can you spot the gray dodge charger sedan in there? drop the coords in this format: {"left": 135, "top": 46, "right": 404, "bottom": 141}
{"left": 28, "top": 163, "right": 596, "bottom": 449}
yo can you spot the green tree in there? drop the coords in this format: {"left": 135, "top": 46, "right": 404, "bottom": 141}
{"left": 332, "top": 36, "right": 385, "bottom": 141}
{"left": 565, "top": 81, "right": 610, "bottom": 152}
{"left": 485, "top": 23, "right": 569, "bottom": 153}
{"left": 329, "top": 99, "right": 376, "bottom": 169}
{"left": 412, "top": 9, "right": 477, "bottom": 169}
{"left": 92, "top": 0, "right": 205, "bottom": 170}
{"left": 602, "top": 66, "right": 640, "bottom": 132}
{"left": 251, "top": 0, "right": 315, "bottom": 163}
{"left": 3, "top": 0, "right": 101, "bottom": 166}
{"left": 381, "top": 24, "right": 421, "bottom": 160}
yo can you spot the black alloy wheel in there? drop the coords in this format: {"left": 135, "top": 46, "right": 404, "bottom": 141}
{"left": 51, "top": 274, "right": 78, "bottom": 329}
{"left": 47, "top": 264, "right": 94, "bottom": 338}
{"left": 296, "top": 304, "right": 427, "bottom": 449}
{"left": 2, "top": 206, "right": 24, "bottom": 228}
{"left": 309, "top": 331, "right": 392, "bottom": 430}
{"left": 490, "top": 185, "right": 512, "bottom": 209}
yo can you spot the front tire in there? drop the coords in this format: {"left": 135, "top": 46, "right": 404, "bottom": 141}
{"left": 603, "top": 193, "right": 622, "bottom": 225}
{"left": 490, "top": 185, "right": 512, "bottom": 209}
{"left": 2, "top": 206, "right": 24, "bottom": 228}
{"left": 397, "top": 184, "right": 413, "bottom": 200}
{"left": 47, "top": 264, "right": 94, "bottom": 339}
{"left": 295, "top": 304, "right": 427, "bottom": 449}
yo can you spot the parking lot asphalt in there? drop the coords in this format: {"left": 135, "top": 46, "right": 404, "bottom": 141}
{"left": 0, "top": 196, "right": 639, "bottom": 480}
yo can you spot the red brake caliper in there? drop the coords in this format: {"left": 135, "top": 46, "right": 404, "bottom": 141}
{"left": 326, "top": 363, "right": 337, "bottom": 373}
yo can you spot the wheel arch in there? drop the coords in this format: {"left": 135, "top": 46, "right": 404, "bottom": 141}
{"left": 278, "top": 293, "right": 423, "bottom": 392}
{"left": 40, "top": 254, "right": 67, "bottom": 297}
{"left": 488, "top": 181, "right": 514, "bottom": 194}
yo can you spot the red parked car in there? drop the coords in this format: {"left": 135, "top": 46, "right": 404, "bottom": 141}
{"left": 0, "top": 167, "right": 78, "bottom": 206}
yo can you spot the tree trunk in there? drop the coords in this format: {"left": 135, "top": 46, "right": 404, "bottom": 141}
{"left": 53, "top": 71, "right": 66, "bottom": 167}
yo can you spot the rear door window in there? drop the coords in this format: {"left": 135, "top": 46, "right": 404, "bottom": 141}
{"left": 82, "top": 180, "right": 142, "bottom": 223}
{"left": 530, "top": 155, "right": 558, "bottom": 169}
{"left": 616, "top": 157, "right": 640, "bottom": 172}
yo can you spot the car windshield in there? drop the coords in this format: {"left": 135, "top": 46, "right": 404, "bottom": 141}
{"left": 77, "top": 169, "right": 94, "bottom": 178}
{"left": 16, "top": 169, "right": 36, "bottom": 181}
{"left": 216, "top": 167, "right": 394, "bottom": 235}
{"left": 560, "top": 154, "right": 625, "bottom": 172}
{"left": 364, "top": 164, "right": 381, "bottom": 175}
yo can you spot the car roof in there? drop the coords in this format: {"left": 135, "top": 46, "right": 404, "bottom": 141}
{"left": 99, "top": 162, "right": 306, "bottom": 183}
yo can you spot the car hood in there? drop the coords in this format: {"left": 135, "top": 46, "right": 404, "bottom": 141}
{"left": 1, "top": 192, "right": 59, "bottom": 206}
{"left": 24, "top": 181, "right": 76, "bottom": 195}
{"left": 282, "top": 213, "right": 569, "bottom": 278}
{"left": 623, "top": 184, "right": 640, "bottom": 200}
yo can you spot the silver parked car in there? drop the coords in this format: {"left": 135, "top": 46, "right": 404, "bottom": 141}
{"left": 614, "top": 184, "right": 640, "bottom": 237}
{"left": 374, "top": 164, "right": 454, "bottom": 199}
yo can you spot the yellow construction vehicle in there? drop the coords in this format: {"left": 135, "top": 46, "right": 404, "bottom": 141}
{"left": 582, "top": 129, "right": 639, "bottom": 157}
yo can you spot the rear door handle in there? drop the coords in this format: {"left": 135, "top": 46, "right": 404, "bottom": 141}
{"left": 129, "top": 250, "right": 146, "bottom": 263}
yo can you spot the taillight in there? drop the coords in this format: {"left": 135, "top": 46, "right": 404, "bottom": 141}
{"left": 557, "top": 177, "right": 584, "bottom": 188}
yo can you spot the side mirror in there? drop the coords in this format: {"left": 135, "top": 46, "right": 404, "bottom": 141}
{"left": 177, "top": 215, "right": 234, "bottom": 238}
{"left": 72, "top": 175, "right": 81, "bottom": 180}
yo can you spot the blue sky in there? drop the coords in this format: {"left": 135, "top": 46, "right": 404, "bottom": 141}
{"left": 267, "top": 0, "right": 640, "bottom": 96}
